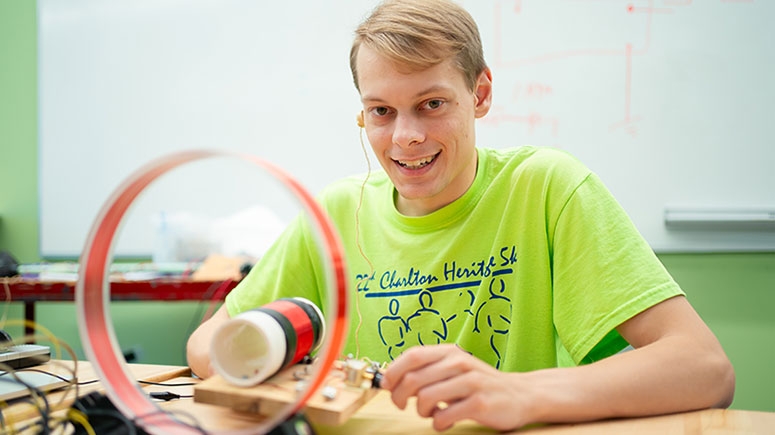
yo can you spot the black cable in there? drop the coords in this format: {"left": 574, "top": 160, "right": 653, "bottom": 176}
{"left": 137, "top": 379, "right": 196, "bottom": 387}
{"left": 71, "top": 392, "right": 144, "bottom": 435}
{"left": 79, "top": 409, "right": 138, "bottom": 435}
{"left": 7, "top": 367, "right": 196, "bottom": 388}
{"left": 148, "top": 391, "right": 193, "bottom": 401}
{"left": 3, "top": 367, "right": 95, "bottom": 385}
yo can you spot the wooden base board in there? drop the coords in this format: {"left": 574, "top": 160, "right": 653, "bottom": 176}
{"left": 194, "top": 364, "right": 378, "bottom": 426}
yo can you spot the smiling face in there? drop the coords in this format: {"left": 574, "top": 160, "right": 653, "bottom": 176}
{"left": 356, "top": 45, "right": 492, "bottom": 216}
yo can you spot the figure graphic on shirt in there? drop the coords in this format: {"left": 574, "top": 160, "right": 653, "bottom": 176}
{"left": 377, "top": 298, "right": 409, "bottom": 360}
{"left": 473, "top": 278, "right": 512, "bottom": 369}
{"left": 406, "top": 290, "right": 453, "bottom": 346}
{"left": 459, "top": 288, "right": 476, "bottom": 318}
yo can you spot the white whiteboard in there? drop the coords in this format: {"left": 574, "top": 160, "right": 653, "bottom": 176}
{"left": 38, "top": 0, "right": 775, "bottom": 257}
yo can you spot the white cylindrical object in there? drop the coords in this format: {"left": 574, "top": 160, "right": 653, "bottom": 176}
{"left": 210, "top": 297, "right": 325, "bottom": 387}
{"left": 210, "top": 310, "right": 287, "bottom": 387}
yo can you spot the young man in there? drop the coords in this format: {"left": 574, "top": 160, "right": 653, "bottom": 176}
{"left": 187, "top": 0, "right": 734, "bottom": 431}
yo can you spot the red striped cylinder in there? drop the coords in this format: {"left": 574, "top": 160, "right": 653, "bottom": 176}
{"left": 210, "top": 297, "right": 325, "bottom": 387}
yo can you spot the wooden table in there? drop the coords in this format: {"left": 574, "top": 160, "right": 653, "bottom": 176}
{"left": 151, "top": 373, "right": 775, "bottom": 434}
{"left": 316, "top": 391, "right": 775, "bottom": 434}
{"left": 160, "top": 383, "right": 775, "bottom": 434}
{"left": 5, "top": 361, "right": 774, "bottom": 434}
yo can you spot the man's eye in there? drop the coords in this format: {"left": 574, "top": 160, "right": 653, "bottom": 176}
{"left": 423, "top": 99, "right": 444, "bottom": 110}
{"left": 374, "top": 107, "right": 390, "bottom": 116}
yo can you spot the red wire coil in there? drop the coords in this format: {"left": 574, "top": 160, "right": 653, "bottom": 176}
{"left": 75, "top": 150, "right": 349, "bottom": 434}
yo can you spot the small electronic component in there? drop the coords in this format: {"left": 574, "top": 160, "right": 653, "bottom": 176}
{"left": 321, "top": 385, "right": 338, "bottom": 401}
{"left": 294, "top": 356, "right": 385, "bottom": 402}
{"left": 341, "top": 358, "right": 383, "bottom": 389}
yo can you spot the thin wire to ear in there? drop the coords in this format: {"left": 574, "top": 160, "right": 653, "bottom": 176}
{"left": 353, "top": 123, "right": 374, "bottom": 359}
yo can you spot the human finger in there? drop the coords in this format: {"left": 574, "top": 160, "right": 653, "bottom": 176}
{"left": 380, "top": 344, "right": 456, "bottom": 390}
{"left": 386, "top": 345, "right": 477, "bottom": 410}
{"left": 430, "top": 374, "right": 526, "bottom": 432}
{"left": 413, "top": 372, "right": 475, "bottom": 418}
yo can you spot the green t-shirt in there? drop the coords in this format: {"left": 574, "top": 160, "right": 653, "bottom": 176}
{"left": 226, "top": 146, "right": 683, "bottom": 371}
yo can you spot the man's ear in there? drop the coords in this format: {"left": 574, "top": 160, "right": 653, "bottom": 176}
{"left": 473, "top": 68, "right": 493, "bottom": 119}
{"left": 356, "top": 111, "right": 365, "bottom": 128}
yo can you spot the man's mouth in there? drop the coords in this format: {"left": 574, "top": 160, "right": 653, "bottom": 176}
{"left": 395, "top": 153, "right": 439, "bottom": 170}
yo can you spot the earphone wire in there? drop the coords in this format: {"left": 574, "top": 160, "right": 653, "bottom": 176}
{"left": 353, "top": 125, "right": 375, "bottom": 359}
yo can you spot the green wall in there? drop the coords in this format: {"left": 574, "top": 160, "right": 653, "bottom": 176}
{"left": 659, "top": 254, "right": 775, "bottom": 413}
{"left": 1, "top": 0, "right": 773, "bottom": 414}
{"left": 1, "top": 0, "right": 39, "bottom": 262}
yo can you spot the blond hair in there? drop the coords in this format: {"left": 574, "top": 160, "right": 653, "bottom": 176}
{"left": 350, "top": 0, "right": 487, "bottom": 92}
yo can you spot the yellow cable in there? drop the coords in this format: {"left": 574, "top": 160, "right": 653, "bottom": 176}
{"left": 66, "top": 408, "right": 97, "bottom": 435}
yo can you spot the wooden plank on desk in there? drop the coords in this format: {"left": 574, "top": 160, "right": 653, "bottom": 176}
{"left": 46, "top": 359, "right": 191, "bottom": 384}
{"left": 153, "top": 376, "right": 271, "bottom": 432}
{"left": 194, "top": 365, "right": 378, "bottom": 426}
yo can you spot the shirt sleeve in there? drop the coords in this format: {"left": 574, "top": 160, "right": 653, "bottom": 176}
{"left": 224, "top": 213, "right": 331, "bottom": 317}
{"left": 551, "top": 173, "right": 684, "bottom": 364}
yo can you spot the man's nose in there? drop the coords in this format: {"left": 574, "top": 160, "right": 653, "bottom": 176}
{"left": 392, "top": 114, "right": 425, "bottom": 148}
